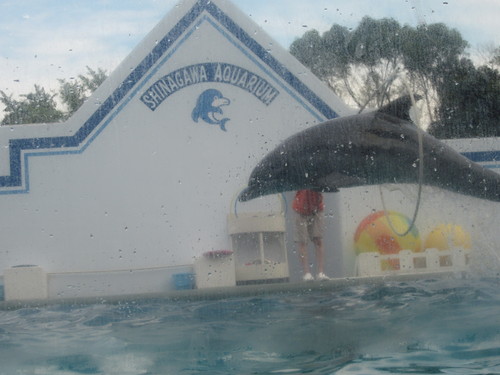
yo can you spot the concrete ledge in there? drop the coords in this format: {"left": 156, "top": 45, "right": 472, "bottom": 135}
{"left": 0, "top": 271, "right": 465, "bottom": 311}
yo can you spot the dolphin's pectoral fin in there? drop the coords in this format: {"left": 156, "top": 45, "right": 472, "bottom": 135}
{"left": 315, "top": 172, "right": 367, "bottom": 191}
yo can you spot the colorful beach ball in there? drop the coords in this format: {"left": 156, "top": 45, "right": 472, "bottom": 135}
{"left": 424, "top": 224, "right": 471, "bottom": 250}
{"left": 354, "top": 210, "right": 422, "bottom": 255}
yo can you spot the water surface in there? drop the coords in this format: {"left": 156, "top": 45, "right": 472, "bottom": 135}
{"left": 1, "top": 276, "right": 499, "bottom": 374}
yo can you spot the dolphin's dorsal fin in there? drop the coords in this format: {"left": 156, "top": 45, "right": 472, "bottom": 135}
{"left": 377, "top": 95, "right": 421, "bottom": 122}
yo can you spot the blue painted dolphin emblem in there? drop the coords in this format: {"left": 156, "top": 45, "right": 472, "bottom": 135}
{"left": 191, "top": 89, "right": 231, "bottom": 131}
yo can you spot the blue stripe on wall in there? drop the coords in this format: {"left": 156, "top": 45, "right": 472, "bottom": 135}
{"left": 461, "top": 150, "right": 500, "bottom": 163}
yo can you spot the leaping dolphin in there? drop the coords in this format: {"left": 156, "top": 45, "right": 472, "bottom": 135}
{"left": 239, "top": 96, "right": 500, "bottom": 202}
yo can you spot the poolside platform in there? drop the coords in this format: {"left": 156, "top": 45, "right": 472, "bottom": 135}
{"left": 0, "top": 270, "right": 467, "bottom": 311}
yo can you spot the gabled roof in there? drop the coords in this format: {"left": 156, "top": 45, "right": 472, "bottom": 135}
{"left": 0, "top": 0, "right": 351, "bottom": 194}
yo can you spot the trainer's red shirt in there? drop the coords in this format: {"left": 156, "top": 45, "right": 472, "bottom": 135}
{"left": 292, "top": 190, "right": 324, "bottom": 215}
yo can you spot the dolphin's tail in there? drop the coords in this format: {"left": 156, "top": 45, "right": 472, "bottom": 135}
{"left": 219, "top": 118, "right": 229, "bottom": 132}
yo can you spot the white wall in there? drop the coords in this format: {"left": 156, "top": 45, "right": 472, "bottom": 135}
{"left": 0, "top": 0, "right": 351, "bottom": 277}
{"left": 0, "top": 0, "right": 498, "bottom": 287}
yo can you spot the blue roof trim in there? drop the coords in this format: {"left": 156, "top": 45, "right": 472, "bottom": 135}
{"left": 206, "top": 2, "right": 338, "bottom": 120}
{"left": 201, "top": 16, "right": 327, "bottom": 121}
{"left": 0, "top": 0, "right": 339, "bottom": 194}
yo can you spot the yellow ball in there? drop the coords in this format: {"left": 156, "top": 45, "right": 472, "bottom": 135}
{"left": 424, "top": 224, "right": 471, "bottom": 250}
{"left": 354, "top": 211, "right": 422, "bottom": 255}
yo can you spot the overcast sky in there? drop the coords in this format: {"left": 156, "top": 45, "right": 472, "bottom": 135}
{"left": 0, "top": 0, "right": 499, "bottom": 100}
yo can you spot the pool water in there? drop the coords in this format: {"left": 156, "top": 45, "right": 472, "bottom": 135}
{"left": 1, "top": 276, "right": 499, "bottom": 374}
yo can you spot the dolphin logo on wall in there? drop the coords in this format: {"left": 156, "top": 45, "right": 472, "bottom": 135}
{"left": 191, "top": 88, "right": 231, "bottom": 131}
{"left": 239, "top": 96, "right": 500, "bottom": 202}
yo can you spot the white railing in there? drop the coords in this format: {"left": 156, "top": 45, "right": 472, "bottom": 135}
{"left": 356, "top": 248, "right": 469, "bottom": 277}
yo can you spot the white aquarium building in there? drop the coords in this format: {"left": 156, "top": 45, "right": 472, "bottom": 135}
{"left": 0, "top": 0, "right": 499, "bottom": 301}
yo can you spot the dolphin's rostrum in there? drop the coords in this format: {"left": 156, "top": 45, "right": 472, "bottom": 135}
{"left": 240, "top": 96, "right": 500, "bottom": 202}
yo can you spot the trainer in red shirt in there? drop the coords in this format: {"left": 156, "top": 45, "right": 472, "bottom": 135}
{"left": 292, "top": 190, "right": 329, "bottom": 282}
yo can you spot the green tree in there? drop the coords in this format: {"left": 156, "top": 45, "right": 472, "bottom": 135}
{"left": 400, "top": 23, "right": 469, "bottom": 123}
{"left": 1, "top": 66, "right": 107, "bottom": 125}
{"left": 491, "top": 46, "right": 500, "bottom": 69}
{"left": 290, "top": 17, "right": 407, "bottom": 111}
{"left": 349, "top": 17, "right": 405, "bottom": 110}
{"left": 290, "top": 17, "right": 500, "bottom": 138}
{"left": 59, "top": 66, "right": 107, "bottom": 118}
{"left": 0, "top": 85, "right": 64, "bottom": 125}
{"left": 428, "top": 59, "right": 500, "bottom": 138}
